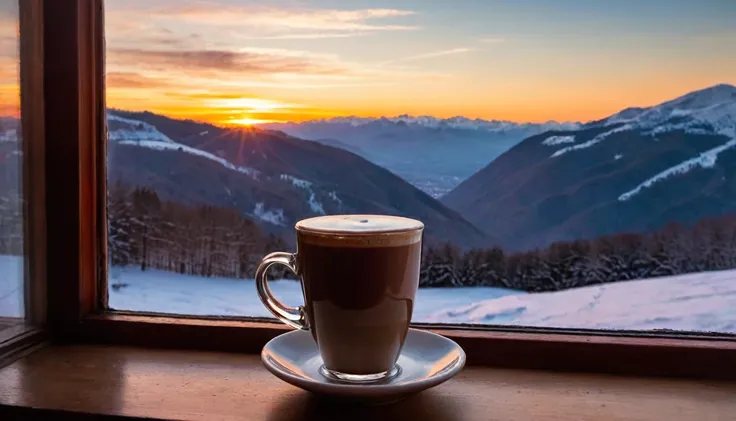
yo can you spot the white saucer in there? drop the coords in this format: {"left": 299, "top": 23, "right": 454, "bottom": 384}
{"left": 261, "top": 328, "right": 466, "bottom": 402}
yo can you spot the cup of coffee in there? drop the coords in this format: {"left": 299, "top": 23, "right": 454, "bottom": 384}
{"left": 256, "top": 214, "right": 424, "bottom": 383}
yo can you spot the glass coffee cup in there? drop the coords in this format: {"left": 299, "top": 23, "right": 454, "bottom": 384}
{"left": 256, "top": 214, "right": 424, "bottom": 383}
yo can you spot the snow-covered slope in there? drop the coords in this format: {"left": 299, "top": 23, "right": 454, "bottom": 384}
{"left": 278, "top": 174, "right": 342, "bottom": 215}
{"left": 444, "top": 83, "right": 736, "bottom": 250}
{"left": 108, "top": 113, "right": 176, "bottom": 143}
{"left": 607, "top": 83, "right": 736, "bottom": 136}
{"left": 551, "top": 84, "right": 736, "bottom": 160}
{"left": 426, "top": 269, "right": 736, "bottom": 333}
{"left": 106, "top": 110, "right": 487, "bottom": 246}
{"left": 117, "top": 139, "right": 260, "bottom": 180}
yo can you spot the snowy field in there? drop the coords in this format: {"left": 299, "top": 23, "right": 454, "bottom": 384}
{"left": 426, "top": 270, "right": 736, "bottom": 332}
{"left": 106, "top": 264, "right": 736, "bottom": 333}
{"left": 1, "top": 254, "right": 735, "bottom": 333}
{"left": 0, "top": 255, "right": 22, "bottom": 317}
{"left": 107, "top": 266, "right": 519, "bottom": 320}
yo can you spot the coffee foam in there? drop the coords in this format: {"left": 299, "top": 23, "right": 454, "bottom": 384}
{"left": 296, "top": 215, "right": 423, "bottom": 247}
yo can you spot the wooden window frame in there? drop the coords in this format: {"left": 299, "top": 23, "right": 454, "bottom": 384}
{"left": 17, "top": 0, "right": 736, "bottom": 380}
{"left": 0, "top": 0, "right": 48, "bottom": 366}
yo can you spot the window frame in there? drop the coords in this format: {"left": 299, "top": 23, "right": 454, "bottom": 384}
{"left": 19, "top": 0, "right": 46, "bottom": 327}
{"left": 30, "top": 0, "right": 736, "bottom": 380}
{"left": 0, "top": 0, "right": 48, "bottom": 365}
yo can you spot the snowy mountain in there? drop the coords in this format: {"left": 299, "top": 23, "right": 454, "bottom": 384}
{"left": 443, "top": 83, "right": 736, "bottom": 250}
{"left": 285, "top": 115, "right": 579, "bottom": 133}
{"left": 263, "top": 117, "right": 579, "bottom": 197}
{"left": 106, "top": 110, "right": 488, "bottom": 247}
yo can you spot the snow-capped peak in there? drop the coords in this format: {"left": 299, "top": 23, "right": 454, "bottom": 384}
{"left": 662, "top": 83, "right": 736, "bottom": 111}
{"left": 606, "top": 84, "right": 736, "bottom": 128}
{"left": 268, "top": 115, "right": 580, "bottom": 133}
{"left": 107, "top": 113, "right": 175, "bottom": 143}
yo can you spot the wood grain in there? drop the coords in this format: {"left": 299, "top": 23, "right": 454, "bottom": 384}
{"left": 0, "top": 345, "right": 733, "bottom": 421}
{"left": 0, "top": 326, "right": 46, "bottom": 371}
{"left": 19, "top": 0, "right": 47, "bottom": 326}
{"left": 43, "top": 0, "right": 105, "bottom": 336}
{"left": 79, "top": 313, "right": 736, "bottom": 380}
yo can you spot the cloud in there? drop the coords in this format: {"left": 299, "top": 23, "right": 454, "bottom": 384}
{"left": 155, "top": 7, "right": 417, "bottom": 31}
{"left": 103, "top": 5, "right": 450, "bottom": 94}
{"left": 386, "top": 48, "right": 474, "bottom": 63}
{"left": 233, "top": 32, "right": 370, "bottom": 41}
{"left": 108, "top": 48, "right": 344, "bottom": 75}
{"left": 137, "top": 33, "right": 201, "bottom": 47}
{"left": 0, "top": 35, "right": 17, "bottom": 60}
{"left": 479, "top": 37, "right": 506, "bottom": 44}
{"left": 106, "top": 5, "right": 419, "bottom": 41}
{"left": 0, "top": 11, "right": 17, "bottom": 60}
{"left": 164, "top": 92, "right": 253, "bottom": 100}
{"left": 106, "top": 72, "right": 173, "bottom": 89}
{"left": 204, "top": 97, "right": 305, "bottom": 113}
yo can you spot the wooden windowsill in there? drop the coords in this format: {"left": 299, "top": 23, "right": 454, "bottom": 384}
{"left": 0, "top": 344, "right": 734, "bottom": 421}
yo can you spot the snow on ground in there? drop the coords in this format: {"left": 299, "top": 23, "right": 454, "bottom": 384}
{"left": 427, "top": 269, "right": 736, "bottom": 333}
{"left": 118, "top": 140, "right": 260, "bottom": 180}
{"left": 280, "top": 174, "right": 327, "bottom": 215}
{"left": 551, "top": 125, "right": 632, "bottom": 158}
{"left": 280, "top": 174, "right": 344, "bottom": 215}
{"left": 618, "top": 138, "right": 736, "bottom": 201}
{"left": 107, "top": 114, "right": 175, "bottom": 143}
{"left": 107, "top": 266, "right": 518, "bottom": 320}
{"left": 105, "top": 264, "right": 736, "bottom": 333}
{"left": 252, "top": 202, "right": 286, "bottom": 226}
{"left": 3, "top": 254, "right": 734, "bottom": 333}
{"left": 0, "top": 255, "right": 23, "bottom": 317}
{"left": 542, "top": 135, "right": 576, "bottom": 146}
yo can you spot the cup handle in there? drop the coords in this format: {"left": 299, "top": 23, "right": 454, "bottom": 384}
{"left": 255, "top": 252, "right": 308, "bottom": 331}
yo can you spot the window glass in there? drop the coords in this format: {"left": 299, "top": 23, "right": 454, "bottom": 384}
{"left": 0, "top": 0, "right": 24, "bottom": 326}
{"left": 105, "top": 0, "right": 736, "bottom": 333}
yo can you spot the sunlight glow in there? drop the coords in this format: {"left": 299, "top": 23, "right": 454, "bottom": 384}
{"left": 223, "top": 116, "right": 277, "bottom": 126}
{"left": 207, "top": 98, "right": 300, "bottom": 113}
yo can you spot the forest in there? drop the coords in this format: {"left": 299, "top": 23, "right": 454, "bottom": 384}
{"left": 107, "top": 181, "right": 289, "bottom": 280}
{"left": 421, "top": 214, "right": 736, "bottom": 291}
{"left": 85, "top": 183, "right": 736, "bottom": 292}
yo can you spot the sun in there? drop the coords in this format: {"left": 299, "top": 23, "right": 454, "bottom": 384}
{"left": 208, "top": 97, "right": 299, "bottom": 126}
{"left": 224, "top": 117, "right": 275, "bottom": 126}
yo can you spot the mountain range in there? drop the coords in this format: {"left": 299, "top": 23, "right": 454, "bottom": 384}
{"left": 105, "top": 111, "right": 488, "bottom": 247}
{"left": 263, "top": 117, "right": 579, "bottom": 197}
{"left": 442, "top": 83, "right": 736, "bottom": 250}
{"left": 0, "top": 83, "right": 734, "bottom": 252}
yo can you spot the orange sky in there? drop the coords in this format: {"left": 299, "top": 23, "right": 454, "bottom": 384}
{"left": 2, "top": 1, "right": 735, "bottom": 126}
{"left": 0, "top": 5, "right": 19, "bottom": 119}
{"left": 99, "top": 1, "right": 736, "bottom": 126}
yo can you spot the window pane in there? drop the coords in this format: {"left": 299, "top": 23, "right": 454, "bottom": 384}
{"left": 105, "top": 0, "right": 736, "bottom": 334}
{"left": 0, "top": 0, "right": 23, "bottom": 328}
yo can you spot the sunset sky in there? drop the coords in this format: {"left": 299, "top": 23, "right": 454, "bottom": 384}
{"left": 2, "top": 0, "right": 736, "bottom": 125}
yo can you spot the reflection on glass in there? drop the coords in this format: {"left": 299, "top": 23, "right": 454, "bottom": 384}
{"left": 105, "top": 0, "right": 736, "bottom": 334}
{"left": 0, "top": 0, "right": 23, "bottom": 328}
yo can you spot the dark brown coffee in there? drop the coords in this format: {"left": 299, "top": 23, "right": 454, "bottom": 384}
{"left": 297, "top": 240, "right": 421, "bottom": 375}
{"left": 256, "top": 214, "right": 424, "bottom": 382}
